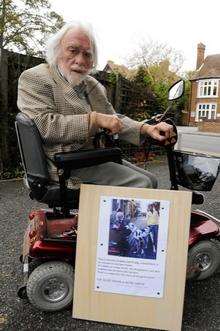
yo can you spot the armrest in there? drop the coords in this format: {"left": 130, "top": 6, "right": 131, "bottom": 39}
{"left": 54, "top": 147, "right": 122, "bottom": 170}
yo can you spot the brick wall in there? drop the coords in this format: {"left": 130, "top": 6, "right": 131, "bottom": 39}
{"left": 198, "top": 120, "right": 220, "bottom": 133}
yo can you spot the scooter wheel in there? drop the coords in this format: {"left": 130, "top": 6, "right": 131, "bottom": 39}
{"left": 187, "top": 240, "right": 220, "bottom": 280}
{"left": 26, "top": 261, "right": 74, "bottom": 311}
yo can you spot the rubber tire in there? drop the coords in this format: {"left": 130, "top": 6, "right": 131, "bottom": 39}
{"left": 187, "top": 240, "right": 220, "bottom": 280}
{"left": 26, "top": 261, "right": 74, "bottom": 311}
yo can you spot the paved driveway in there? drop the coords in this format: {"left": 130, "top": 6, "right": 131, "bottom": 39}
{"left": 0, "top": 158, "right": 219, "bottom": 331}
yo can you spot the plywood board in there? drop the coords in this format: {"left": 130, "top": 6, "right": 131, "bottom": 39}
{"left": 73, "top": 184, "right": 192, "bottom": 331}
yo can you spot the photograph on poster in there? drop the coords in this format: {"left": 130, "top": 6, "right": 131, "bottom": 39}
{"left": 95, "top": 196, "right": 170, "bottom": 298}
{"left": 108, "top": 198, "right": 160, "bottom": 259}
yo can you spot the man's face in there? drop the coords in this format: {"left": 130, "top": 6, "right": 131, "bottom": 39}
{"left": 57, "top": 28, "right": 94, "bottom": 85}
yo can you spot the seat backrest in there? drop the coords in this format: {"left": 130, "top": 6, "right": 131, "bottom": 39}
{"left": 15, "top": 113, "right": 76, "bottom": 210}
{"left": 15, "top": 112, "right": 49, "bottom": 185}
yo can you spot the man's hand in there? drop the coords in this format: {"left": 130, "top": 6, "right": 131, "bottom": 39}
{"left": 141, "top": 122, "right": 176, "bottom": 143}
{"left": 94, "top": 113, "right": 123, "bottom": 134}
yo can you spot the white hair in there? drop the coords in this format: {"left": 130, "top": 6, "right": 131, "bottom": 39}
{"left": 45, "top": 22, "right": 98, "bottom": 69}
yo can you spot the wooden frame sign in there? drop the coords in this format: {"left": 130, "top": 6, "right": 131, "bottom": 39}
{"left": 73, "top": 184, "right": 192, "bottom": 331}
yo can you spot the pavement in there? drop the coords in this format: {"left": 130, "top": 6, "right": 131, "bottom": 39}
{"left": 0, "top": 157, "right": 220, "bottom": 331}
{"left": 177, "top": 126, "right": 199, "bottom": 133}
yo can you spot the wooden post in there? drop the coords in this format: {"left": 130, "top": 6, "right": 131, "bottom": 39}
{"left": 114, "top": 74, "right": 121, "bottom": 113}
{"left": 0, "top": 49, "right": 8, "bottom": 173}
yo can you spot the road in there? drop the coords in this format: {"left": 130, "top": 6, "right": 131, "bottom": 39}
{"left": 176, "top": 128, "right": 220, "bottom": 157}
{"left": 0, "top": 158, "right": 219, "bottom": 331}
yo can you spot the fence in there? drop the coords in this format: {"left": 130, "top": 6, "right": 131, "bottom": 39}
{"left": 0, "top": 50, "right": 158, "bottom": 178}
{"left": 93, "top": 71, "right": 155, "bottom": 117}
{"left": 0, "top": 49, "right": 43, "bottom": 175}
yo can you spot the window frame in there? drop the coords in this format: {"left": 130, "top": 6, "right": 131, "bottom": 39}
{"left": 197, "top": 79, "right": 219, "bottom": 98}
{"left": 196, "top": 103, "right": 217, "bottom": 121}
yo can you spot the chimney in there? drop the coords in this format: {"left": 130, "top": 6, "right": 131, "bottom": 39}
{"left": 196, "top": 43, "right": 205, "bottom": 69}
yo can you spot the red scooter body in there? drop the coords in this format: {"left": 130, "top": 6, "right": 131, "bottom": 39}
{"left": 190, "top": 210, "right": 220, "bottom": 246}
{"left": 22, "top": 209, "right": 77, "bottom": 263}
{"left": 23, "top": 208, "right": 220, "bottom": 273}
{"left": 186, "top": 209, "right": 220, "bottom": 280}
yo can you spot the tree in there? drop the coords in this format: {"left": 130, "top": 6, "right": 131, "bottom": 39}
{"left": 0, "top": 0, "right": 64, "bottom": 55}
{"left": 132, "top": 65, "right": 152, "bottom": 88}
{"left": 126, "top": 40, "right": 186, "bottom": 119}
{"left": 127, "top": 39, "right": 184, "bottom": 74}
{"left": 124, "top": 66, "right": 157, "bottom": 121}
{"left": 173, "top": 74, "right": 192, "bottom": 125}
{"left": 130, "top": 64, "right": 178, "bottom": 117}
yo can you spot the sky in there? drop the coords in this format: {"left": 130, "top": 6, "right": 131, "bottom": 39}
{"left": 51, "top": 0, "right": 220, "bottom": 73}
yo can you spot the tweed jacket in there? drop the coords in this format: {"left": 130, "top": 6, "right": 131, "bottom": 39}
{"left": 17, "top": 63, "right": 143, "bottom": 185}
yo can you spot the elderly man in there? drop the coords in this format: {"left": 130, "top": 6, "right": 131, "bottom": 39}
{"left": 17, "top": 22, "right": 173, "bottom": 189}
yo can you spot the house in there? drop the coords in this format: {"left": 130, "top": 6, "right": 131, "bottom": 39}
{"left": 103, "top": 60, "right": 135, "bottom": 79}
{"left": 189, "top": 43, "right": 220, "bottom": 127}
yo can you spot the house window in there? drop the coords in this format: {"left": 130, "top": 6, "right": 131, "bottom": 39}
{"left": 196, "top": 103, "right": 217, "bottom": 121}
{"left": 198, "top": 79, "right": 218, "bottom": 97}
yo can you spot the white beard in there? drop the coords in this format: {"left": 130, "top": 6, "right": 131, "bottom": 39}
{"left": 58, "top": 65, "right": 87, "bottom": 86}
{"left": 66, "top": 70, "right": 87, "bottom": 86}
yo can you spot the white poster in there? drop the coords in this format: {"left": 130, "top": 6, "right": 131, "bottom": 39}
{"left": 94, "top": 196, "right": 170, "bottom": 298}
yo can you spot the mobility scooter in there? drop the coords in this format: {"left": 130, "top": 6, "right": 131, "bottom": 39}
{"left": 16, "top": 80, "right": 220, "bottom": 312}
{"left": 15, "top": 111, "right": 122, "bottom": 311}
